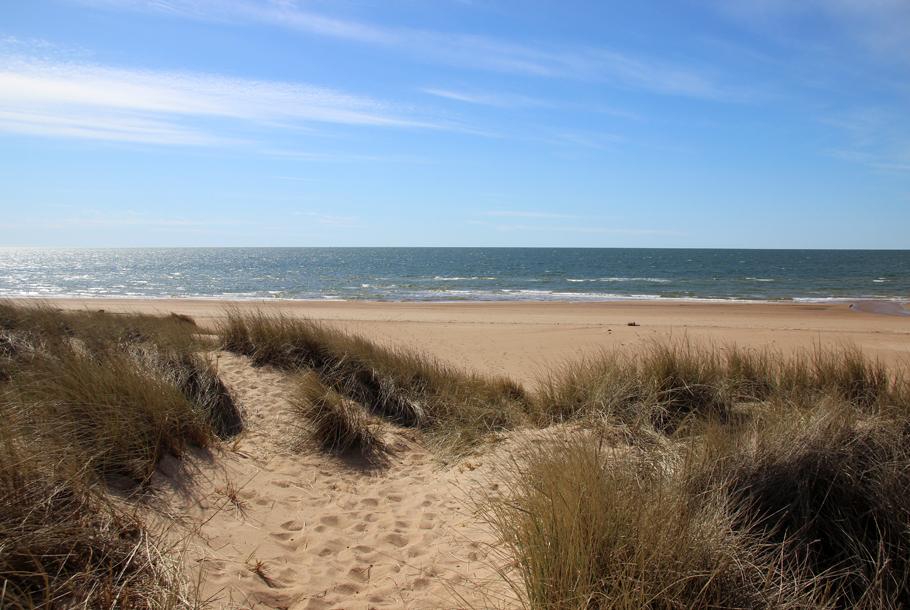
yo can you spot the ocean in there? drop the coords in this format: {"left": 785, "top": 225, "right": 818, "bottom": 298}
{"left": 0, "top": 248, "right": 907, "bottom": 303}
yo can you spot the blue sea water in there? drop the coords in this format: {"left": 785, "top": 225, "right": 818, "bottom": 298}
{"left": 0, "top": 248, "right": 907, "bottom": 303}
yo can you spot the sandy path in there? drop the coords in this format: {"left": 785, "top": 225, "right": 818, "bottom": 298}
{"left": 155, "top": 353, "right": 508, "bottom": 609}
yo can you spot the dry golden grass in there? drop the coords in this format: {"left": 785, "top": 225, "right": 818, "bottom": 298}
{"left": 4, "top": 347, "right": 212, "bottom": 485}
{"left": 0, "top": 302, "right": 242, "bottom": 487}
{"left": 0, "top": 417, "right": 194, "bottom": 609}
{"left": 535, "top": 341, "right": 908, "bottom": 433}
{"left": 689, "top": 402, "right": 910, "bottom": 609}
{"left": 292, "top": 372, "right": 386, "bottom": 460}
{"left": 130, "top": 345, "right": 243, "bottom": 440}
{"left": 0, "top": 301, "right": 239, "bottom": 608}
{"left": 0, "top": 301, "right": 202, "bottom": 354}
{"left": 481, "top": 432, "right": 799, "bottom": 610}
{"left": 219, "top": 309, "right": 529, "bottom": 452}
{"left": 486, "top": 397, "right": 910, "bottom": 609}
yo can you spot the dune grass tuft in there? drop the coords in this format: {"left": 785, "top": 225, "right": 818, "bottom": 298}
{"left": 218, "top": 310, "right": 529, "bottom": 452}
{"left": 292, "top": 372, "right": 386, "bottom": 460}
{"left": 534, "top": 342, "right": 739, "bottom": 432}
{"left": 487, "top": 395, "right": 910, "bottom": 609}
{"left": 535, "top": 341, "right": 908, "bottom": 433}
{"left": 0, "top": 430, "right": 191, "bottom": 609}
{"left": 0, "top": 301, "right": 202, "bottom": 354}
{"left": 482, "top": 432, "right": 808, "bottom": 610}
{"left": 0, "top": 302, "right": 241, "bottom": 486}
{"left": 690, "top": 402, "right": 910, "bottom": 608}
{"left": 3, "top": 347, "right": 213, "bottom": 485}
{"left": 131, "top": 345, "right": 243, "bottom": 440}
{"left": 0, "top": 301, "right": 237, "bottom": 607}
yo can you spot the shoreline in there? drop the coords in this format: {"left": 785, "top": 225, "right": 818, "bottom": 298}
{"left": 8, "top": 293, "right": 910, "bottom": 307}
{"left": 31, "top": 297, "right": 910, "bottom": 385}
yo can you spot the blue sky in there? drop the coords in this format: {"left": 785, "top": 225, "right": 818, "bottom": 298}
{"left": 1, "top": 0, "right": 908, "bottom": 248}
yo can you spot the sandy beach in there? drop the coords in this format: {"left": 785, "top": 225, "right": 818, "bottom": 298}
{"left": 7, "top": 1, "right": 909, "bottom": 604}
{"left": 44, "top": 298, "right": 910, "bottom": 385}
{"left": 4, "top": 298, "right": 909, "bottom": 608}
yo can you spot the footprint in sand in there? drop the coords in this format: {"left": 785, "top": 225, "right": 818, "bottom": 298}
{"left": 407, "top": 546, "right": 426, "bottom": 559}
{"left": 348, "top": 565, "right": 372, "bottom": 583}
{"left": 382, "top": 532, "right": 408, "bottom": 548}
{"left": 269, "top": 531, "right": 294, "bottom": 541}
{"left": 335, "top": 583, "right": 359, "bottom": 595}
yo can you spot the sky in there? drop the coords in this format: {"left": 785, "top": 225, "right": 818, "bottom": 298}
{"left": 0, "top": 0, "right": 908, "bottom": 248}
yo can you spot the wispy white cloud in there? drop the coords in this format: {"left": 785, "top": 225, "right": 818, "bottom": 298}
{"left": 73, "top": 0, "right": 739, "bottom": 100}
{"left": 0, "top": 107, "right": 229, "bottom": 146}
{"left": 707, "top": 3, "right": 910, "bottom": 172}
{"left": 0, "top": 54, "right": 440, "bottom": 146}
{"left": 421, "top": 86, "right": 640, "bottom": 119}
{"left": 820, "top": 107, "right": 910, "bottom": 173}
{"left": 260, "top": 149, "right": 430, "bottom": 164}
{"left": 1, "top": 35, "right": 60, "bottom": 52}
{"left": 538, "top": 130, "right": 624, "bottom": 150}
{"left": 421, "top": 87, "right": 549, "bottom": 108}
{"left": 716, "top": 0, "right": 910, "bottom": 65}
{"left": 825, "top": 148, "right": 910, "bottom": 174}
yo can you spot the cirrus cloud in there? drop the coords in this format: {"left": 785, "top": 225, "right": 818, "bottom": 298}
{"left": 0, "top": 53, "right": 443, "bottom": 146}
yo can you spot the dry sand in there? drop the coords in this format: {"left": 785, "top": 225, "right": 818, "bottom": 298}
{"left": 153, "top": 352, "right": 510, "bottom": 609}
{"left": 38, "top": 298, "right": 909, "bottom": 608}
{"left": 46, "top": 298, "right": 910, "bottom": 385}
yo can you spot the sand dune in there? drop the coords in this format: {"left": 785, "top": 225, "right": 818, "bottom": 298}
{"left": 9, "top": 298, "right": 910, "bottom": 607}
{"left": 154, "top": 352, "right": 510, "bottom": 609}
{"left": 25, "top": 298, "right": 910, "bottom": 607}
